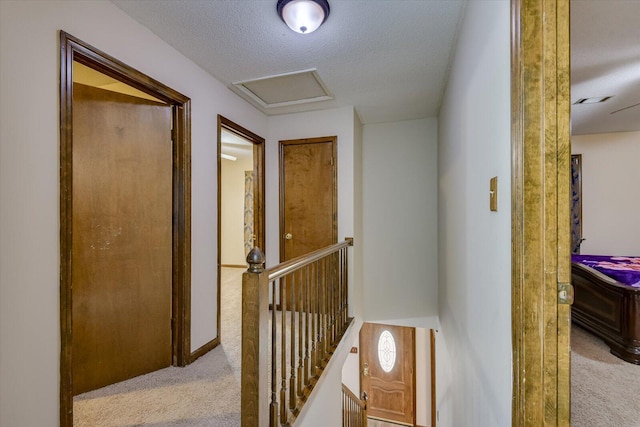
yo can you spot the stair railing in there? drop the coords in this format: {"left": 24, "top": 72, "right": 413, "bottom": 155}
{"left": 342, "top": 384, "right": 368, "bottom": 427}
{"left": 242, "top": 238, "right": 354, "bottom": 427}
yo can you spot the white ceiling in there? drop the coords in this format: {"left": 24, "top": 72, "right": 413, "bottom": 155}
{"left": 571, "top": 0, "right": 640, "bottom": 135}
{"left": 111, "top": 0, "right": 639, "bottom": 133}
{"left": 111, "top": 0, "right": 465, "bottom": 125}
{"left": 221, "top": 129, "right": 253, "bottom": 161}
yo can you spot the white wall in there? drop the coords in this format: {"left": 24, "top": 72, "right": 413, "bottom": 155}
{"left": 572, "top": 131, "right": 640, "bottom": 255}
{"left": 221, "top": 156, "right": 254, "bottom": 265}
{"left": 437, "top": 1, "right": 512, "bottom": 426}
{"left": 353, "top": 113, "right": 364, "bottom": 319}
{"left": 341, "top": 332, "right": 361, "bottom": 394}
{"left": 362, "top": 118, "right": 439, "bottom": 327}
{"left": 0, "top": 1, "right": 266, "bottom": 425}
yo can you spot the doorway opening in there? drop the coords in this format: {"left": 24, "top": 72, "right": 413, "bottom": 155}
{"left": 216, "top": 115, "right": 265, "bottom": 345}
{"left": 349, "top": 323, "right": 435, "bottom": 426}
{"left": 59, "top": 31, "right": 191, "bottom": 426}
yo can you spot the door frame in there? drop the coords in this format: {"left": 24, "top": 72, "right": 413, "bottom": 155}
{"left": 278, "top": 136, "right": 338, "bottom": 262}
{"left": 59, "top": 31, "right": 191, "bottom": 427}
{"left": 216, "top": 115, "right": 265, "bottom": 345}
{"left": 510, "top": 0, "right": 571, "bottom": 425}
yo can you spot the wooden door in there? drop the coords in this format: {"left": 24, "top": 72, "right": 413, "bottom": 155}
{"left": 279, "top": 136, "right": 337, "bottom": 262}
{"left": 360, "top": 322, "right": 416, "bottom": 426}
{"left": 72, "top": 83, "right": 173, "bottom": 395}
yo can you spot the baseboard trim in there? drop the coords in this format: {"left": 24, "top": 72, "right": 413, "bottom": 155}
{"left": 189, "top": 336, "right": 220, "bottom": 363}
{"left": 221, "top": 264, "right": 246, "bottom": 269}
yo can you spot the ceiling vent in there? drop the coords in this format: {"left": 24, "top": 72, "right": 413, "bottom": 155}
{"left": 233, "top": 69, "right": 333, "bottom": 108}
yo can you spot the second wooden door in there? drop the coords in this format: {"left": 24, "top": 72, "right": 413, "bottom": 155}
{"left": 279, "top": 136, "right": 337, "bottom": 262}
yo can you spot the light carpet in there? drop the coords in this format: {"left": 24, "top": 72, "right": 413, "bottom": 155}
{"left": 571, "top": 325, "right": 640, "bottom": 427}
{"left": 74, "top": 267, "right": 245, "bottom": 427}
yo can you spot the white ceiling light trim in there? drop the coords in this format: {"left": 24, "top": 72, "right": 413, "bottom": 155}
{"left": 233, "top": 68, "right": 333, "bottom": 109}
{"left": 277, "top": 0, "right": 330, "bottom": 34}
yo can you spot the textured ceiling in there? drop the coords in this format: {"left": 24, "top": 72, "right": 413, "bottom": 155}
{"left": 111, "top": 0, "right": 465, "bottom": 124}
{"left": 571, "top": 0, "right": 640, "bottom": 135}
{"left": 111, "top": 0, "right": 639, "bottom": 133}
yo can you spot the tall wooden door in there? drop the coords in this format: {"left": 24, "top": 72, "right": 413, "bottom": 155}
{"left": 279, "top": 136, "right": 337, "bottom": 262}
{"left": 72, "top": 83, "right": 173, "bottom": 395}
{"left": 360, "top": 322, "right": 416, "bottom": 426}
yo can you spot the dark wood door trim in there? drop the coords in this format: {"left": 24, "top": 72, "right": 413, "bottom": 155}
{"left": 216, "top": 115, "right": 266, "bottom": 348}
{"left": 278, "top": 136, "right": 338, "bottom": 262}
{"left": 59, "top": 31, "right": 191, "bottom": 427}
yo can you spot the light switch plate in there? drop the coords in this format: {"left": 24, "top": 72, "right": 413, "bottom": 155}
{"left": 490, "top": 176, "right": 498, "bottom": 211}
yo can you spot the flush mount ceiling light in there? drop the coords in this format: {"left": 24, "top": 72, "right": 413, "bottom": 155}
{"left": 277, "top": 0, "right": 330, "bottom": 34}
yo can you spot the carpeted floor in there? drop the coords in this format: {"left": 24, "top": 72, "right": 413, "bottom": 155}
{"left": 571, "top": 325, "right": 640, "bottom": 427}
{"left": 73, "top": 267, "right": 245, "bottom": 427}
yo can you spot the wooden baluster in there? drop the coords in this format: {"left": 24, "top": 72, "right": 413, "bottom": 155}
{"left": 325, "top": 256, "right": 331, "bottom": 356}
{"left": 332, "top": 252, "right": 338, "bottom": 343}
{"left": 310, "top": 261, "right": 318, "bottom": 378}
{"left": 341, "top": 247, "right": 347, "bottom": 331}
{"left": 339, "top": 248, "right": 344, "bottom": 331}
{"left": 345, "top": 247, "right": 349, "bottom": 327}
{"left": 335, "top": 253, "right": 339, "bottom": 343}
{"left": 270, "top": 279, "right": 278, "bottom": 427}
{"left": 289, "top": 271, "right": 297, "bottom": 412}
{"left": 242, "top": 248, "right": 269, "bottom": 427}
{"left": 313, "top": 261, "right": 322, "bottom": 377}
{"left": 303, "top": 265, "right": 310, "bottom": 387}
{"left": 328, "top": 254, "right": 333, "bottom": 347}
{"left": 280, "top": 277, "right": 287, "bottom": 424}
{"left": 297, "top": 268, "right": 305, "bottom": 399}
{"left": 317, "top": 257, "right": 325, "bottom": 363}
{"left": 322, "top": 256, "right": 329, "bottom": 359}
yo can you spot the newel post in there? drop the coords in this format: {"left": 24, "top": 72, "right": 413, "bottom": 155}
{"left": 242, "top": 247, "right": 269, "bottom": 427}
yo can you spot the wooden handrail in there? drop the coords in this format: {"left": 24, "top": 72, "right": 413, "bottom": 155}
{"left": 267, "top": 238, "right": 353, "bottom": 282}
{"left": 242, "top": 239, "right": 354, "bottom": 427}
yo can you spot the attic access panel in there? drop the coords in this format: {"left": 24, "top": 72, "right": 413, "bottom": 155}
{"left": 233, "top": 68, "right": 333, "bottom": 108}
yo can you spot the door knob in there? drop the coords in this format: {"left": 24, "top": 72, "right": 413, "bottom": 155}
{"left": 284, "top": 233, "right": 293, "bottom": 240}
{"left": 363, "top": 362, "right": 369, "bottom": 377}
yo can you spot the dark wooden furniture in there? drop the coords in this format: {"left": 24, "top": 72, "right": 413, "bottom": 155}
{"left": 572, "top": 262, "right": 640, "bottom": 364}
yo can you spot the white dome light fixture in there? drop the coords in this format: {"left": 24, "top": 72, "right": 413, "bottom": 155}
{"left": 277, "top": 0, "right": 330, "bottom": 34}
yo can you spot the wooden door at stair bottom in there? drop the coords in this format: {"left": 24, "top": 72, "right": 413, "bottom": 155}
{"left": 72, "top": 83, "right": 173, "bottom": 395}
{"left": 360, "top": 322, "right": 415, "bottom": 426}
{"left": 280, "top": 136, "right": 337, "bottom": 262}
